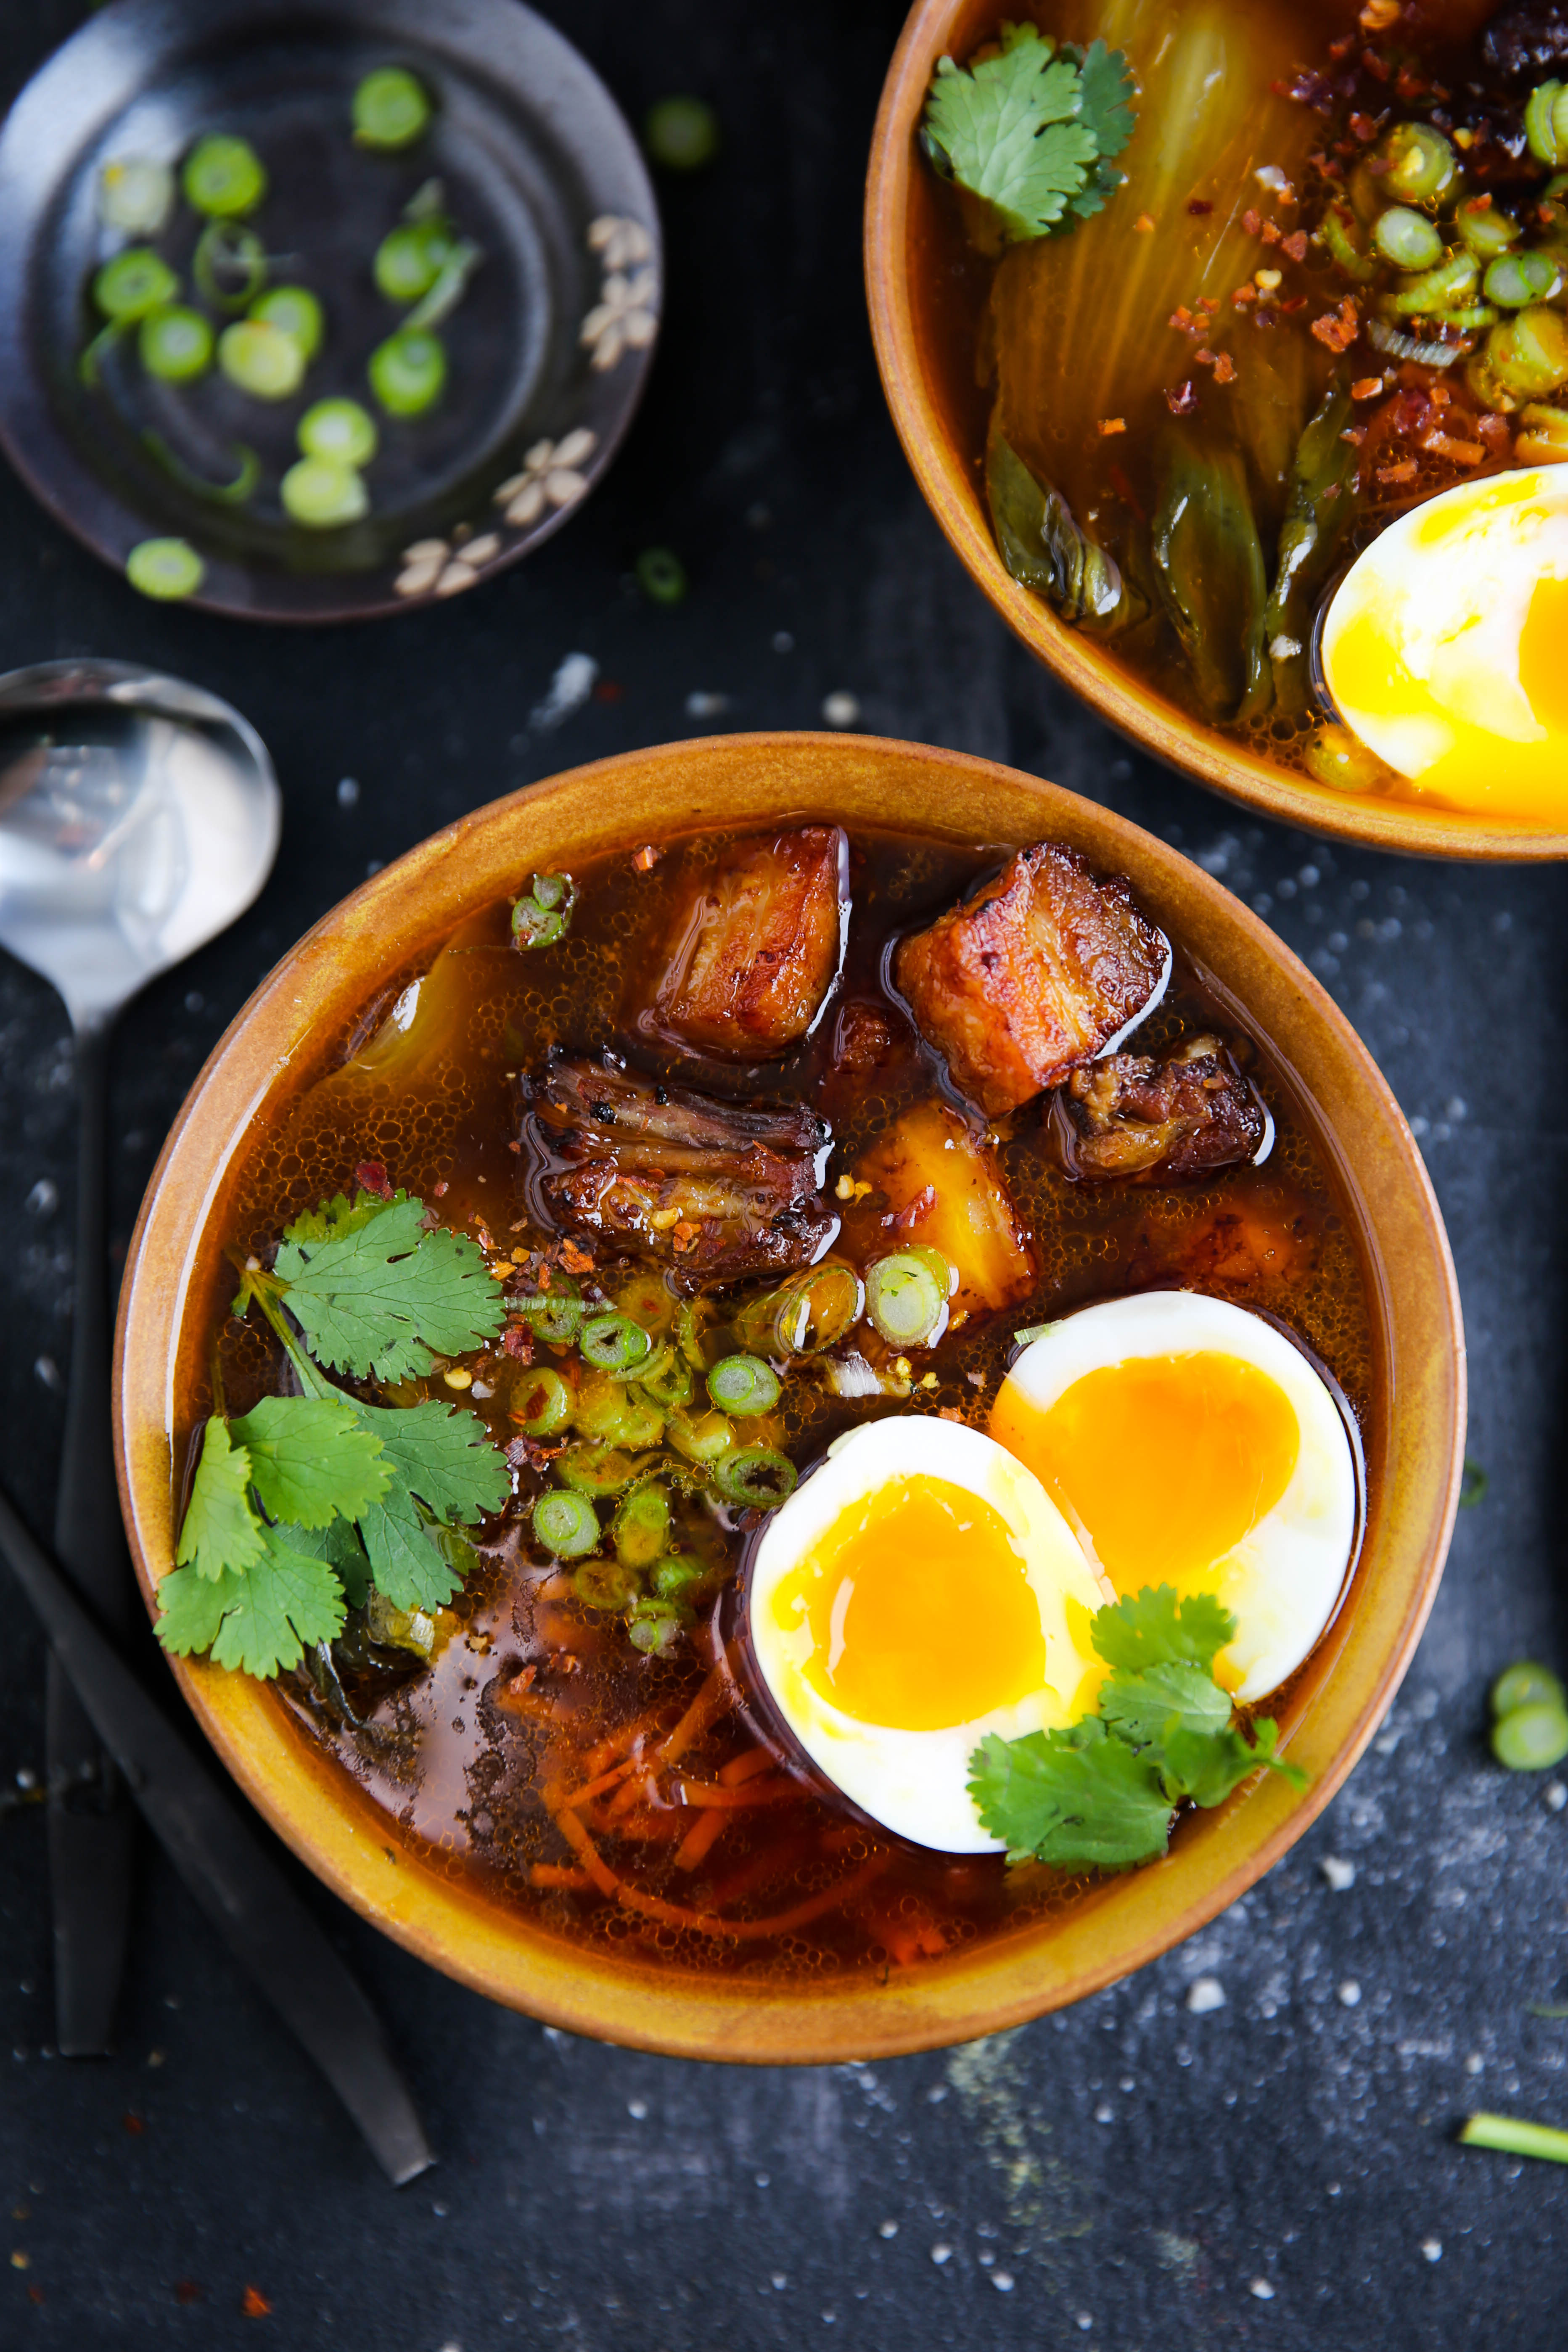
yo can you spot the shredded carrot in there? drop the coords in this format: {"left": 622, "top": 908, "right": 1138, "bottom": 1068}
{"left": 705, "top": 1834, "right": 817, "bottom": 1910}
{"left": 556, "top": 1757, "right": 639, "bottom": 1812}
{"left": 553, "top": 1803, "right": 621, "bottom": 1897}
{"left": 529, "top": 1863, "right": 592, "bottom": 1890}
{"left": 674, "top": 1776, "right": 796, "bottom": 1810}
{"left": 674, "top": 1808, "right": 729, "bottom": 1873}
{"left": 655, "top": 1649, "right": 738, "bottom": 1767}
{"left": 718, "top": 1747, "right": 777, "bottom": 1789}
{"left": 582, "top": 1705, "right": 666, "bottom": 1778}
{"left": 495, "top": 1686, "right": 562, "bottom": 1725}
{"left": 604, "top": 1769, "right": 657, "bottom": 1821}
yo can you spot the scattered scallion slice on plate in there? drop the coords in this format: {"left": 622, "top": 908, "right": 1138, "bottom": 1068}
{"left": 126, "top": 537, "right": 205, "bottom": 600}
{"left": 374, "top": 218, "right": 453, "bottom": 303}
{"left": 93, "top": 248, "right": 179, "bottom": 322}
{"left": 139, "top": 305, "right": 214, "bottom": 383}
{"left": 298, "top": 397, "right": 378, "bottom": 468}
{"left": 354, "top": 66, "right": 433, "bottom": 151}
{"left": 250, "top": 285, "right": 325, "bottom": 362}
{"left": 182, "top": 133, "right": 267, "bottom": 218}
{"left": 218, "top": 317, "right": 307, "bottom": 400}
{"left": 368, "top": 326, "right": 446, "bottom": 416}
{"left": 280, "top": 456, "right": 369, "bottom": 529}
{"left": 97, "top": 156, "right": 174, "bottom": 236}
{"left": 193, "top": 219, "right": 267, "bottom": 311}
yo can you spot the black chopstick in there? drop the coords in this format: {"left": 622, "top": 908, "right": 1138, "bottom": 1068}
{"left": 0, "top": 1481, "right": 432, "bottom": 2186}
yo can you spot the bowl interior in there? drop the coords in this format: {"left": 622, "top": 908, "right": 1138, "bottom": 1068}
{"left": 0, "top": 0, "right": 658, "bottom": 621}
{"left": 864, "top": 0, "right": 1568, "bottom": 861}
{"left": 114, "top": 732, "right": 1464, "bottom": 2061}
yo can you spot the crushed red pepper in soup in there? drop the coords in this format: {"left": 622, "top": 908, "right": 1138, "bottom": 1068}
{"left": 176, "top": 824, "right": 1377, "bottom": 1982}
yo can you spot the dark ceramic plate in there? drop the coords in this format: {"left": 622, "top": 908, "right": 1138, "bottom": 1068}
{"left": 0, "top": 0, "right": 660, "bottom": 621}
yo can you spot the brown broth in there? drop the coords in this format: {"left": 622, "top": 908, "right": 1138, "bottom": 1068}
{"left": 916, "top": 0, "right": 1539, "bottom": 801}
{"left": 182, "top": 826, "right": 1378, "bottom": 1985}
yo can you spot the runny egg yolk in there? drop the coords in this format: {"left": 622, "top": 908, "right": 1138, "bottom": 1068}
{"left": 768, "top": 1475, "right": 1046, "bottom": 1731}
{"left": 991, "top": 1351, "right": 1299, "bottom": 1591}
{"left": 1319, "top": 467, "right": 1568, "bottom": 822}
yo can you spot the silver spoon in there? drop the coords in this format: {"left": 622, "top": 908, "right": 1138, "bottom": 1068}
{"left": 0, "top": 658, "right": 280, "bottom": 2055}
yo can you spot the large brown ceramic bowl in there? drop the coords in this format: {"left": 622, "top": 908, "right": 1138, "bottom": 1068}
{"left": 115, "top": 732, "right": 1464, "bottom": 2061}
{"left": 865, "top": 0, "right": 1568, "bottom": 862}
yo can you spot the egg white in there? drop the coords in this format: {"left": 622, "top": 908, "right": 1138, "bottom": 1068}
{"left": 1320, "top": 465, "right": 1568, "bottom": 785}
{"left": 999, "top": 1292, "right": 1359, "bottom": 1704}
{"left": 747, "top": 1416, "right": 1110, "bottom": 1853}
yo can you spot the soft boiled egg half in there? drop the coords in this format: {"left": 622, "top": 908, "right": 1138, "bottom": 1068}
{"left": 1319, "top": 465, "right": 1568, "bottom": 823}
{"left": 747, "top": 1292, "right": 1359, "bottom": 1854}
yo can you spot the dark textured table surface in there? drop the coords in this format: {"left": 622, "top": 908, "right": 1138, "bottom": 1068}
{"left": 0, "top": 4, "right": 1563, "bottom": 2347}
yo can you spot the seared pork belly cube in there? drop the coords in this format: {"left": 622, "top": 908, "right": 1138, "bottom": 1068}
{"left": 894, "top": 844, "right": 1169, "bottom": 1116}
{"left": 1054, "top": 1033, "right": 1271, "bottom": 1184}
{"left": 838, "top": 1100, "right": 1036, "bottom": 1320}
{"left": 653, "top": 826, "right": 849, "bottom": 1057}
{"left": 523, "top": 1056, "right": 836, "bottom": 1284}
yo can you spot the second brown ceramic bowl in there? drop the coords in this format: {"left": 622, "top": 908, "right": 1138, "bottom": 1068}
{"left": 865, "top": 0, "right": 1568, "bottom": 862}
{"left": 115, "top": 732, "right": 1464, "bottom": 2061}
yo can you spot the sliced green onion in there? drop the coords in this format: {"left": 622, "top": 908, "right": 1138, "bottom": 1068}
{"left": 182, "top": 134, "right": 267, "bottom": 218}
{"left": 555, "top": 1443, "right": 652, "bottom": 1495}
{"left": 613, "top": 1481, "right": 671, "bottom": 1567}
{"left": 1372, "top": 206, "right": 1443, "bottom": 271}
{"left": 403, "top": 243, "right": 481, "bottom": 334}
{"left": 651, "top": 1554, "right": 706, "bottom": 1599}
{"left": 142, "top": 431, "right": 260, "bottom": 505}
{"left": 1492, "top": 1661, "right": 1565, "bottom": 1716}
{"left": 1460, "top": 2114, "right": 1568, "bottom": 2165}
{"left": 644, "top": 95, "right": 719, "bottom": 172}
{"left": 514, "top": 1278, "right": 583, "bottom": 1345}
{"left": 218, "top": 317, "right": 307, "bottom": 399}
{"left": 1526, "top": 80, "right": 1567, "bottom": 168}
{"left": 354, "top": 66, "right": 432, "bottom": 150}
{"left": 194, "top": 219, "right": 267, "bottom": 312}
{"left": 368, "top": 327, "right": 446, "bottom": 416}
{"left": 640, "top": 1352, "right": 695, "bottom": 1411}
{"left": 93, "top": 248, "right": 178, "bottom": 322}
{"left": 573, "top": 1558, "right": 637, "bottom": 1609}
{"left": 139, "top": 305, "right": 213, "bottom": 383}
{"left": 1487, "top": 304, "right": 1568, "bottom": 399}
{"left": 298, "top": 397, "right": 378, "bottom": 467}
{"left": 512, "top": 872, "right": 578, "bottom": 948}
{"left": 251, "top": 285, "right": 324, "bottom": 361}
{"left": 572, "top": 1374, "right": 664, "bottom": 1448}
{"left": 1437, "top": 304, "right": 1497, "bottom": 333}
{"left": 713, "top": 1446, "right": 797, "bottom": 1509}
{"left": 1492, "top": 1702, "right": 1568, "bottom": 1771}
{"left": 581, "top": 1313, "right": 653, "bottom": 1372}
{"left": 512, "top": 1366, "right": 572, "bottom": 1438}
{"left": 627, "top": 1596, "right": 690, "bottom": 1655}
{"left": 666, "top": 1409, "right": 735, "bottom": 1466}
{"left": 98, "top": 156, "right": 174, "bottom": 236}
{"left": 706, "top": 1355, "right": 780, "bottom": 1415}
{"left": 280, "top": 457, "right": 368, "bottom": 529}
{"left": 865, "top": 1247, "right": 952, "bottom": 1348}
{"left": 1385, "top": 251, "right": 1479, "bottom": 317}
{"left": 1378, "top": 120, "right": 1456, "bottom": 203}
{"left": 1457, "top": 199, "right": 1520, "bottom": 259}
{"left": 374, "top": 218, "right": 452, "bottom": 303}
{"left": 1483, "top": 250, "right": 1563, "bottom": 308}
{"left": 126, "top": 538, "right": 204, "bottom": 600}
{"left": 532, "top": 1488, "right": 600, "bottom": 1558}
{"left": 1320, "top": 203, "right": 1377, "bottom": 283}
{"left": 636, "top": 547, "right": 687, "bottom": 605}
{"left": 1518, "top": 401, "right": 1568, "bottom": 454}
{"left": 732, "top": 1260, "right": 863, "bottom": 1358}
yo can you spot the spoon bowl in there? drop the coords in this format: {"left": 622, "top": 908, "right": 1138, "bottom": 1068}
{"left": 0, "top": 661, "right": 280, "bottom": 1032}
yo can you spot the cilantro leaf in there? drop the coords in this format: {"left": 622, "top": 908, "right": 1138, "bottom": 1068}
{"left": 1099, "top": 1660, "right": 1232, "bottom": 1747}
{"left": 273, "top": 1194, "right": 506, "bottom": 1382}
{"left": 359, "top": 1398, "right": 510, "bottom": 1524}
{"left": 175, "top": 1418, "right": 264, "bottom": 1580}
{"left": 156, "top": 1527, "right": 345, "bottom": 1678}
{"left": 1161, "top": 1716, "right": 1309, "bottom": 1808}
{"left": 1068, "top": 38, "right": 1137, "bottom": 221}
{"left": 968, "top": 1718, "right": 1174, "bottom": 1869}
{"left": 283, "top": 1187, "right": 409, "bottom": 1245}
{"left": 279, "top": 1516, "right": 373, "bottom": 1610}
{"left": 1091, "top": 1586, "right": 1237, "bottom": 1676}
{"left": 356, "top": 1486, "right": 459, "bottom": 1613}
{"left": 229, "top": 1395, "right": 390, "bottom": 1529}
{"left": 923, "top": 28, "right": 1100, "bottom": 243}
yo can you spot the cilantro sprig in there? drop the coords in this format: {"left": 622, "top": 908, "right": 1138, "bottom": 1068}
{"left": 156, "top": 1187, "right": 510, "bottom": 1680}
{"left": 921, "top": 24, "right": 1136, "bottom": 246}
{"left": 969, "top": 1587, "right": 1307, "bottom": 1871}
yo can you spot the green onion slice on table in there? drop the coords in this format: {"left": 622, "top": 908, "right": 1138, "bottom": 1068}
{"left": 182, "top": 134, "right": 268, "bottom": 218}
{"left": 139, "top": 306, "right": 214, "bottom": 383}
{"left": 298, "top": 398, "right": 378, "bottom": 468}
{"left": 354, "top": 67, "right": 433, "bottom": 151}
{"left": 368, "top": 328, "right": 446, "bottom": 417}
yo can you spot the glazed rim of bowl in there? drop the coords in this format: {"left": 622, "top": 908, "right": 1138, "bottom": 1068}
{"left": 115, "top": 732, "right": 1465, "bottom": 2064}
{"left": 864, "top": 0, "right": 1568, "bottom": 863}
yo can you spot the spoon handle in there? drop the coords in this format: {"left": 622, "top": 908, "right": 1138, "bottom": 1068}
{"left": 47, "top": 1023, "right": 136, "bottom": 2055}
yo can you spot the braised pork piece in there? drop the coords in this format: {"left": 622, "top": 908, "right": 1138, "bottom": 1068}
{"left": 1052, "top": 1033, "right": 1271, "bottom": 1184}
{"left": 522, "top": 1054, "right": 836, "bottom": 1283}
{"left": 190, "top": 822, "right": 1375, "bottom": 1987}
{"left": 651, "top": 826, "right": 848, "bottom": 1057}
{"left": 895, "top": 844, "right": 1170, "bottom": 1117}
